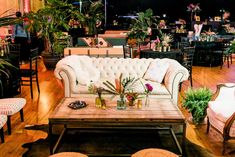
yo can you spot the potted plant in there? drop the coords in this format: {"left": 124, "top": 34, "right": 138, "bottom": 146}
{"left": 25, "top": 0, "right": 78, "bottom": 68}
{"left": 76, "top": 0, "right": 104, "bottom": 37}
{"left": 182, "top": 87, "right": 213, "bottom": 125}
{"left": 128, "top": 9, "right": 157, "bottom": 45}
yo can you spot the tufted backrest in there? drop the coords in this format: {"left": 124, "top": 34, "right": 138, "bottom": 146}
{"left": 91, "top": 58, "right": 154, "bottom": 79}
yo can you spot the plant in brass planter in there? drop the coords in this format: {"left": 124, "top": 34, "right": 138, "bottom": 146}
{"left": 103, "top": 74, "right": 139, "bottom": 110}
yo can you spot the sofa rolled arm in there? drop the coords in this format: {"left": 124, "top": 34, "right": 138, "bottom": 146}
{"left": 54, "top": 64, "right": 78, "bottom": 97}
{"left": 163, "top": 59, "right": 189, "bottom": 105}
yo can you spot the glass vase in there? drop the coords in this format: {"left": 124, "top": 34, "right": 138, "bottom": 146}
{"left": 144, "top": 94, "right": 150, "bottom": 107}
{"left": 117, "top": 95, "right": 126, "bottom": 110}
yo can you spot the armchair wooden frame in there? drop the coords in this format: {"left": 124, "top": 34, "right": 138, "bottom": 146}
{"left": 206, "top": 83, "right": 235, "bottom": 155}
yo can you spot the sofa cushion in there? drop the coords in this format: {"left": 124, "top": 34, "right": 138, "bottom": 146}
{"left": 143, "top": 60, "right": 169, "bottom": 83}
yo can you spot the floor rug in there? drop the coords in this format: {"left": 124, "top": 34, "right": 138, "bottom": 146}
{"left": 22, "top": 125, "right": 214, "bottom": 157}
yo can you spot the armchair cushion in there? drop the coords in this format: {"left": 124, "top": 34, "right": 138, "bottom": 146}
{"left": 0, "top": 115, "right": 7, "bottom": 128}
{"left": 207, "top": 100, "right": 235, "bottom": 137}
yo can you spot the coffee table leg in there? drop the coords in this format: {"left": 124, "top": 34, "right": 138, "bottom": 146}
{"left": 49, "top": 122, "right": 53, "bottom": 154}
{"left": 182, "top": 123, "right": 186, "bottom": 157}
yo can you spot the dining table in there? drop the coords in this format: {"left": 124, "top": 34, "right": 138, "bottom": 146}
{"left": 139, "top": 49, "right": 183, "bottom": 63}
{"left": 192, "top": 41, "right": 223, "bottom": 67}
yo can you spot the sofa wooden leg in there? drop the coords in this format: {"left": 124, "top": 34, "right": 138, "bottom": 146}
{"left": 20, "top": 109, "right": 24, "bottom": 122}
{"left": 0, "top": 128, "right": 4, "bottom": 143}
{"left": 7, "top": 116, "right": 11, "bottom": 135}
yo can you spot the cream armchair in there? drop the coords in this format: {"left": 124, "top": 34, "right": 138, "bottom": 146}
{"left": 207, "top": 83, "right": 235, "bottom": 155}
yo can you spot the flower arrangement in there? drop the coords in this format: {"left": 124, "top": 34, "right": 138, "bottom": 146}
{"left": 187, "top": 3, "right": 201, "bottom": 13}
{"left": 144, "top": 83, "right": 153, "bottom": 95}
{"left": 103, "top": 74, "right": 139, "bottom": 109}
{"left": 153, "top": 37, "right": 161, "bottom": 45}
{"left": 159, "top": 20, "right": 166, "bottom": 29}
{"left": 142, "top": 83, "right": 153, "bottom": 107}
{"left": 126, "top": 92, "right": 141, "bottom": 106}
{"left": 103, "top": 74, "right": 138, "bottom": 96}
{"left": 161, "top": 33, "right": 173, "bottom": 47}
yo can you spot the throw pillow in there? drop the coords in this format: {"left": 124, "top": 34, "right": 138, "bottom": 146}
{"left": 143, "top": 60, "right": 169, "bottom": 83}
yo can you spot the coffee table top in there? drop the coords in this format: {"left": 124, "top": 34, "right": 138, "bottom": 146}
{"left": 49, "top": 95, "right": 185, "bottom": 123}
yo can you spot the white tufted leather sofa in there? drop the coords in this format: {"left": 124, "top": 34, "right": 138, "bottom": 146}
{"left": 54, "top": 57, "right": 189, "bottom": 105}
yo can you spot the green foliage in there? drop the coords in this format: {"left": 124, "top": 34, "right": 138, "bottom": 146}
{"left": 75, "top": 0, "right": 104, "bottom": 35}
{"left": 182, "top": 87, "right": 212, "bottom": 125}
{"left": 225, "top": 40, "right": 235, "bottom": 54}
{"left": 128, "top": 9, "right": 157, "bottom": 42}
{"left": 25, "top": 0, "right": 78, "bottom": 55}
{"left": 0, "top": 59, "right": 14, "bottom": 69}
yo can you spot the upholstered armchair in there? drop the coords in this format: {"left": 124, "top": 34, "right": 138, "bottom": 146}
{"left": 206, "top": 83, "right": 235, "bottom": 155}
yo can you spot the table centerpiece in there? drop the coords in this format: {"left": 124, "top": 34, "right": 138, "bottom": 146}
{"left": 103, "top": 74, "right": 139, "bottom": 110}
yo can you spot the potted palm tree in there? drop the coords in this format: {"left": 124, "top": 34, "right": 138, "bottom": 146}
{"left": 25, "top": 0, "right": 78, "bottom": 69}
{"left": 76, "top": 0, "right": 104, "bottom": 36}
{"left": 128, "top": 9, "right": 157, "bottom": 44}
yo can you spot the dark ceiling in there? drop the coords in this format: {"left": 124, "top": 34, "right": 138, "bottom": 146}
{"left": 106, "top": 0, "right": 235, "bottom": 21}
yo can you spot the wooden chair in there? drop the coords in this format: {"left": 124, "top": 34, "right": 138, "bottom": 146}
{"left": 207, "top": 83, "right": 235, "bottom": 155}
{"left": 0, "top": 98, "right": 26, "bottom": 135}
{"left": 221, "top": 44, "right": 233, "bottom": 69}
{"left": 212, "top": 41, "right": 232, "bottom": 69}
{"left": 179, "top": 47, "right": 195, "bottom": 91}
{"left": 132, "top": 148, "right": 178, "bottom": 157}
{"left": 0, "top": 77, "right": 25, "bottom": 135}
{"left": 20, "top": 48, "right": 40, "bottom": 99}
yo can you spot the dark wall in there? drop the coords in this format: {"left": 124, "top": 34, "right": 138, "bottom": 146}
{"left": 107, "top": 0, "right": 235, "bottom": 22}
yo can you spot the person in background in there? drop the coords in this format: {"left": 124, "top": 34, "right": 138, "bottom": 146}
{"left": 12, "top": 11, "right": 31, "bottom": 61}
{"left": 218, "top": 11, "right": 231, "bottom": 35}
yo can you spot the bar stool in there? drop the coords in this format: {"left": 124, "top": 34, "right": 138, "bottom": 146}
{"left": 49, "top": 152, "right": 88, "bottom": 157}
{"left": 0, "top": 98, "right": 26, "bottom": 135}
{"left": 0, "top": 115, "right": 7, "bottom": 143}
{"left": 132, "top": 148, "right": 178, "bottom": 157}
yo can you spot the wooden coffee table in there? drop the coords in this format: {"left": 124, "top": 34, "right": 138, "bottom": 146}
{"left": 49, "top": 95, "right": 186, "bottom": 156}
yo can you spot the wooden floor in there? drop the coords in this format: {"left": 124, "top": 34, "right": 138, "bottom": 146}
{"left": 0, "top": 61, "right": 235, "bottom": 157}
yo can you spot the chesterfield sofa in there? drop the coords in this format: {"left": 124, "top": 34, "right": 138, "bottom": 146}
{"left": 54, "top": 55, "right": 189, "bottom": 105}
